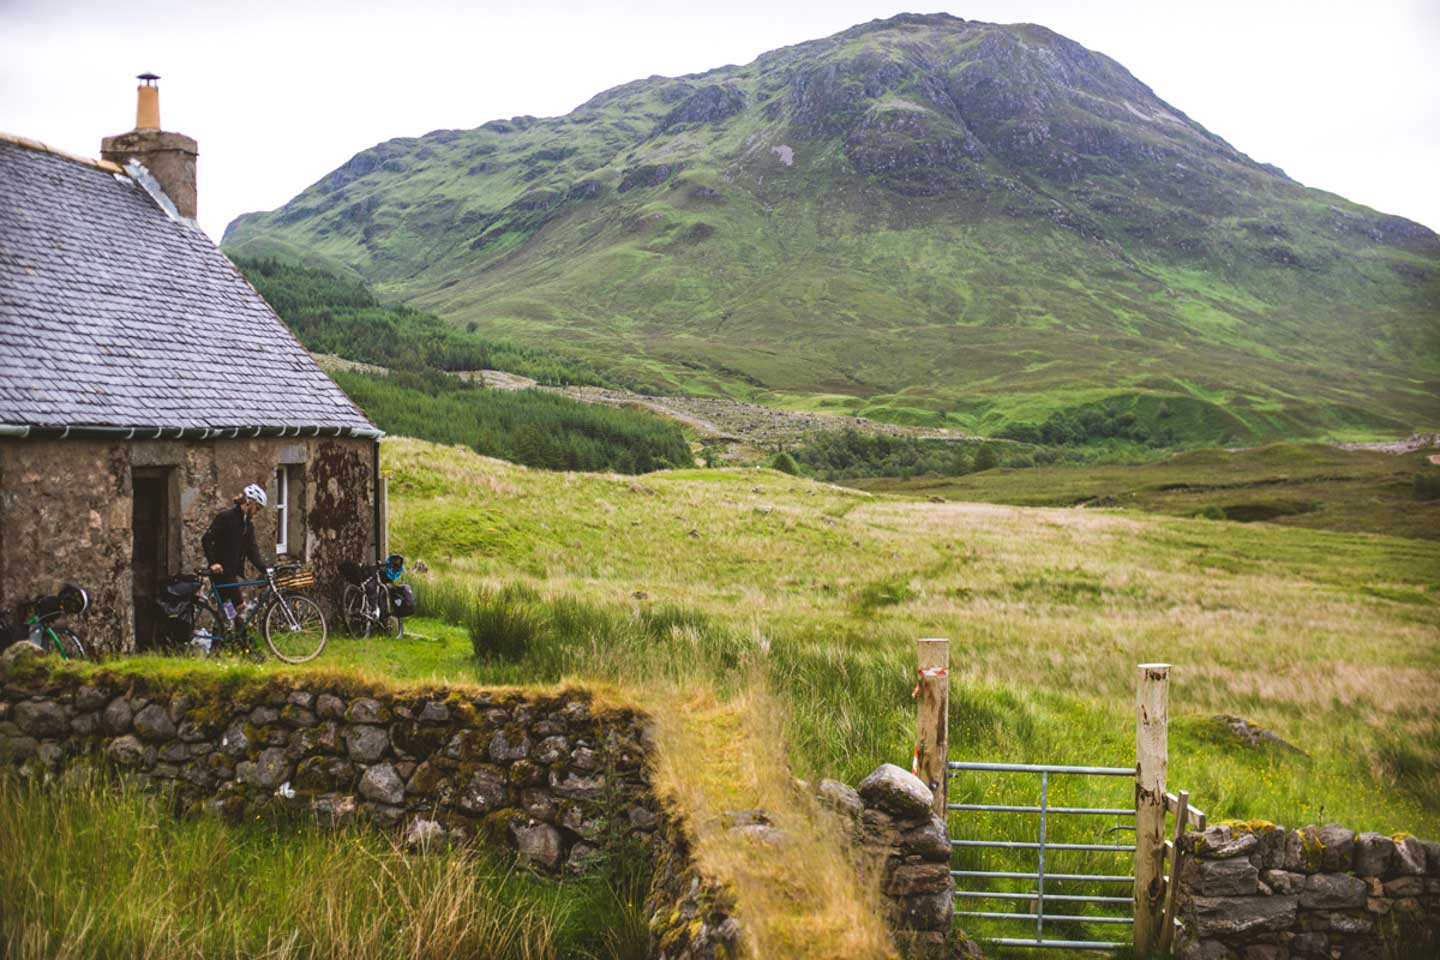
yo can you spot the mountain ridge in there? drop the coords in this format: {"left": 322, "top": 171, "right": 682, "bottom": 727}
{"left": 224, "top": 12, "right": 1440, "bottom": 444}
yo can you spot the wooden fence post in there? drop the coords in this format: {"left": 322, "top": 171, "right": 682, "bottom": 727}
{"left": 914, "top": 638, "right": 950, "bottom": 817}
{"left": 1135, "top": 663, "right": 1170, "bottom": 958}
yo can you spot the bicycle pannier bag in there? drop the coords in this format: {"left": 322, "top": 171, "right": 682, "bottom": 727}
{"left": 159, "top": 576, "right": 200, "bottom": 618}
{"left": 388, "top": 583, "right": 416, "bottom": 617}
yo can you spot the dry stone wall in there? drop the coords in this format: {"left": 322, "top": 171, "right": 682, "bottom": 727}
{"left": 0, "top": 652, "right": 656, "bottom": 875}
{"left": 1176, "top": 821, "right": 1440, "bottom": 960}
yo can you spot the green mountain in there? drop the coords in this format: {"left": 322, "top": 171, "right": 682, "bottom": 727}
{"left": 223, "top": 13, "right": 1440, "bottom": 443}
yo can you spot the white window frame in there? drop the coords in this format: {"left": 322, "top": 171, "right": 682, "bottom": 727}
{"left": 274, "top": 466, "right": 289, "bottom": 555}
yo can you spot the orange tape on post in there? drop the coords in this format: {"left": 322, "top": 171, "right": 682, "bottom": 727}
{"left": 911, "top": 665, "right": 948, "bottom": 698}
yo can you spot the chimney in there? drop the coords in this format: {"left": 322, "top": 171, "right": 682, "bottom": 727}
{"left": 101, "top": 73, "right": 199, "bottom": 220}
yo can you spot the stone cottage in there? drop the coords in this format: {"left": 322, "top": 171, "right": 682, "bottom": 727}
{"left": 0, "top": 76, "right": 384, "bottom": 653}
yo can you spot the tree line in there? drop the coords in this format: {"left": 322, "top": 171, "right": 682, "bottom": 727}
{"left": 236, "top": 257, "right": 692, "bottom": 474}
{"left": 332, "top": 370, "right": 693, "bottom": 474}
{"left": 235, "top": 257, "right": 614, "bottom": 387}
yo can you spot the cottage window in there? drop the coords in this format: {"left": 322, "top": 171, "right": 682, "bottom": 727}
{"left": 274, "top": 466, "right": 289, "bottom": 555}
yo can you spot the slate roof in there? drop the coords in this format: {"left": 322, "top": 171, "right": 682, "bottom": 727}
{"left": 0, "top": 137, "right": 378, "bottom": 434}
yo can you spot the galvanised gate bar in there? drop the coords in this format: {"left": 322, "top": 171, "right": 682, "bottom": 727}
{"left": 948, "top": 760, "right": 1136, "bottom": 951}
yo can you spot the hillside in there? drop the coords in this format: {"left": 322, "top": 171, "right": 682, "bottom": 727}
{"left": 224, "top": 13, "right": 1440, "bottom": 443}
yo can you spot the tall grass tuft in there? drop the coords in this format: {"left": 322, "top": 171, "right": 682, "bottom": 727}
{"left": 0, "top": 767, "right": 644, "bottom": 960}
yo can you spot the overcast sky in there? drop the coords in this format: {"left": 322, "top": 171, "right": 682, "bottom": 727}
{"left": 3, "top": 0, "right": 1438, "bottom": 241}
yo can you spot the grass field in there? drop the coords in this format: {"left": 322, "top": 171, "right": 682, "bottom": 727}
{"left": 8, "top": 436, "right": 1439, "bottom": 957}
{"left": 849, "top": 444, "right": 1440, "bottom": 541}
{"left": 379, "top": 437, "right": 1440, "bottom": 953}
{"left": 0, "top": 767, "right": 649, "bottom": 960}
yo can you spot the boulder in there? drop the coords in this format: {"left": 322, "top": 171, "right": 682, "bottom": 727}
{"left": 344, "top": 698, "right": 390, "bottom": 724}
{"left": 0, "top": 640, "right": 44, "bottom": 665}
{"left": 1191, "top": 895, "right": 1298, "bottom": 937}
{"left": 1394, "top": 835, "right": 1426, "bottom": 876}
{"left": 1194, "top": 857, "right": 1260, "bottom": 896}
{"left": 74, "top": 686, "right": 108, "bottom": 712}
{"left": 1260, "top": 869, "right": 1304, "bottom": 894}
{"left": 238, "top": 748, "right": 290, "bottom": 789}
{"left": 404, "top": 818, "right": 445, "bottom": 849}
{"left": 13, "top": 700, "right": 69, "bottom": 739}
{"left": 314, "top": 793, "right": 358, "bottom": 826}
{"left": 1382, "top": 876, "right": 1425, "bottom": 898}
{"left": 1194, "top": 825, "right": 1260, "bottom": 860}
{"left": 858, "top": 763, "right": 933, "bottom": 819}
{"left": 101, "top": 697, "right": 133, "bottom": 735}
{"left": 899, "top": 815, "right": 951, "bottom": 861}
{"left": 1298, "top": 873, "right": 1366, "bottom": 910}
{"left": 489, "top": 730, "right": 530, "bottom": 762}
{"left": 316, "top": 694, "right": 346, "bottom": 719}
{"left": 896, "top": 886, "right": 953, "bottom": 932}
{"left": 816, "top": 778, "right": 863, "bottom": 821}
{"left": 511, "top": 821, "right": 563, "bottom": 869}
{"left": 533, "top": 735, "right": 569, "bottom": 764}
{"left": 1422, "top": 840, "right": 1440, "bottom": 877}
{"left": 1314, "top": 824, "right": 1355, "bottom": 872}
{"left": 1289, "top": 932, "right": 1328, "bottom": 957}
{"left": 249, "top": 706, "right": 280, "bottom": 726}
{"left": 550, "top": 770, "right": 605, "bottom": 800}
{"left": 1355, "top": 833, "right": 1396, "bottom": 876}
{"left": 732, "top": 823, "right": 786, "bottom": 846}
{"left": 105, "top": 734, "right": 152, "bottom": 769}
{"left": 132, "top": 703, "right": 176, "bottom": 742}
{"left": 458, "top": 767, "right": 507, "bottom": 813}
{"left": 359, "top": 763, "right": 405, "bottom": 806}
{"left": 344, "top": 725, "right": 389, "bottom": 763}
{"left": 885, "top": 861, "right": 952, "bottom": 896}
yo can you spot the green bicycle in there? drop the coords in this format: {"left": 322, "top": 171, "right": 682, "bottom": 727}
{"left": 10, "top": 585, "right": 90, "bottom": 660}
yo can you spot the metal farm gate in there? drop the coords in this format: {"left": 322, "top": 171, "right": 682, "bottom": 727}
{"left": 909, "top": 641, "right": 1204, "bottom": 957}
{"left": 947, "top": 760, "right": 1137, "bottom": 951}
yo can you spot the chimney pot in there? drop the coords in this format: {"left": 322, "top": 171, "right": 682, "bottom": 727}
{"left": 101, "top": 73, "right": 199, "bottom": 220}
{"left": 135, "top": 72, "right": 161, "bottom": 131}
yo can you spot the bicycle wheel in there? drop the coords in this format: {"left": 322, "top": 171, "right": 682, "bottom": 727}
{"left": 53, "top": 627, "right": 88, "bottom": 660}
{"left": 264, "top": 594, "right": 327, "bottom": 663}
{"left": 341, "top": 584, "right": 370, "bottom": 638}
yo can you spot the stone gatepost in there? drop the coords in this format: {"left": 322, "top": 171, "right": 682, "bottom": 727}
{"left": 820, "top": 763, "right": 978, "bottom": 960}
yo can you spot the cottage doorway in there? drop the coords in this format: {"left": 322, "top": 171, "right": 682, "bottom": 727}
{"left": 131, "top": 467, "right": 173, "bottom": 648}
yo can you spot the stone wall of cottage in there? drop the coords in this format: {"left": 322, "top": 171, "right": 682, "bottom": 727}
{"left": 0, "top": 655, "right": 657, "bottom": 874}
{"left": 1176, "top": 822, "right": 1440, "bottom": 960}
{"left": 0, "top": 435, "right": 375, "bottom": 653}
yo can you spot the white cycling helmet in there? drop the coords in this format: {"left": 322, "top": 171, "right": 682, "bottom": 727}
{"left": 243, "top": 483, "right": 268, "bottom": 507}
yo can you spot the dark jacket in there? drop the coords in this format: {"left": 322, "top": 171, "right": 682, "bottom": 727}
{"left": 202, "top": 505, "right": 267, "bottom": 577}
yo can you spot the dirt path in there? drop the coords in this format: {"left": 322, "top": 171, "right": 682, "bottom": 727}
{"left": 467, "top": 370, "right": 987, "bottom": 461}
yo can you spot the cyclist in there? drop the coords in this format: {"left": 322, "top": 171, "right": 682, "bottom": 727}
{"left": 201, "top": 483, "right": 272, "bottom": 626}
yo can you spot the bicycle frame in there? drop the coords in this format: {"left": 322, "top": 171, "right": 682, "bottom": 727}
{"left": 203, "top": 571, "right": 306, "bottom": 638}
{"left": 24, "top": 612, "right": 72, "bottom": 659}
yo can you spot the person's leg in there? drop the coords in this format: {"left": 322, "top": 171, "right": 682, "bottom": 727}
{"left": 213, "top": 576, "right": 245, "bottom": 621}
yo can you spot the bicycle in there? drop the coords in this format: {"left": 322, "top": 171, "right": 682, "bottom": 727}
{"left": 13, "top": 585, "right": 90, "bottom": 660}
{"left": 161, "top": 563, "right": 328, "bottom": 663}
{"left": 339, "top": 554, "right": 413, "bottom": 640}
